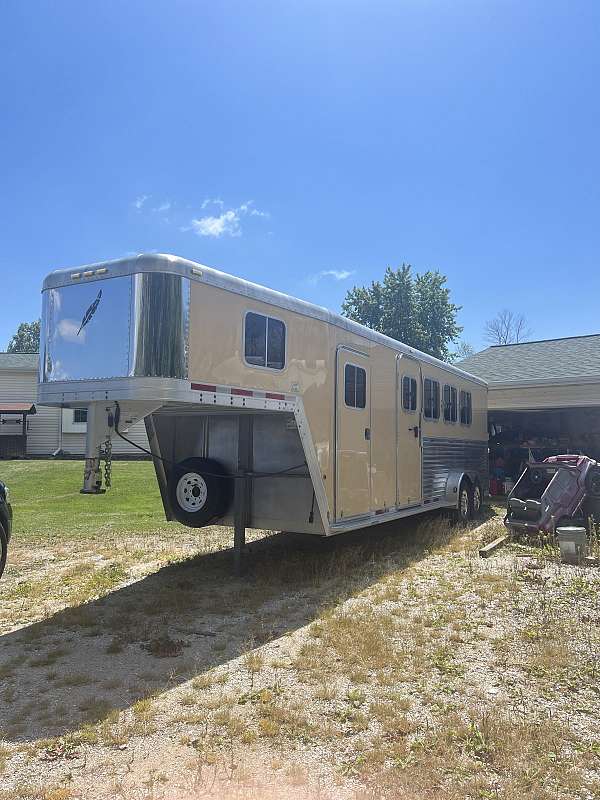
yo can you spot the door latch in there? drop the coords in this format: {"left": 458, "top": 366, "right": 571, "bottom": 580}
{"left": 409, "top": 425, "right": 419, "bottom": 438}
{"left": 364, "top": 427, "right": 371, "bottom": 441}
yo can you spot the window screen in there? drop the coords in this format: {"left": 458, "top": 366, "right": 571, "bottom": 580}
{"left": 73, "top": 408, "right": 88, "bottom": 424}
{"left": 443, "top": 385, "right": 457, "bottom": 423}
{"left": 345, "top": 364, "right": 367, "bottom": 408}
{"left": 423, "top": 378, "right": 440, "bottom": 420}
{"left": 402, "top": 376, "right": 417, "bottom": 411}
{"left": 244, "top": 312, "right": 286, "bottom": 370}
{"left": 460, "top": 390, "right": 472, "bottom": 425}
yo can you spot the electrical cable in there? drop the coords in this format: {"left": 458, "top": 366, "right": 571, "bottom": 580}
{"left": 111, "top": 402, "right": 308, "bottom": 480}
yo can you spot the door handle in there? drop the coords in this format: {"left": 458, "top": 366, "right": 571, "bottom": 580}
{"left": 364, "top": 427, "right": 371, "bottom": 441}
{"left": 409, "top": 425, "right": 419, "bottom": 438}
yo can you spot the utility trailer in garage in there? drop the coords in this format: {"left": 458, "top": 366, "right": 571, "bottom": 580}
{"left": 39, "top": 254, "right": 488, "bottom": 563}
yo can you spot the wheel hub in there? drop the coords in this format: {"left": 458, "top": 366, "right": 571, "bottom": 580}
{"left": 176, "top": 472, "right": 208, "bottom": 513}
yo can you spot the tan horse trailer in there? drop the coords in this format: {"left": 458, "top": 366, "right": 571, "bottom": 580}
{"left": 39, "top": 254, "right": 488, "bottom": 549}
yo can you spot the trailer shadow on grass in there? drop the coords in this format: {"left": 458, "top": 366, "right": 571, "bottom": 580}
{"left": 0, "top": 509, "right": 495, "bottom": 743}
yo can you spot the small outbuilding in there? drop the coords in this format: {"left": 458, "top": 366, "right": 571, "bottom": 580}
{"left": 459, "top": 334, "right": 600, "bottom": 490}
{"left": 0, "top": 352, "right": 148, "bottom": 458}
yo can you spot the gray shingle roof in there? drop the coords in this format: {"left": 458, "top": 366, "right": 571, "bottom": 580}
{"left": 458, "top": 334, "right": 600, "bottom": 384}
{"left": 0, "top": 353, "right": 39, "bottom": 371}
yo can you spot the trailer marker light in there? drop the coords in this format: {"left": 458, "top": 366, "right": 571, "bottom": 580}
{"left": 83, "top": 270, "right": 94, "bottom": 278}
{"left": 191, "top": 268, "right": 203, "bottom": 277}
{"left": 95, "top": 268, "right": 108, "bottom": 275}
{"left": 231, "top": 388, "right": 253, "bottom": 397}
{"left": 71, "top": 272, "right": 82, "bottom": 279}
{"left": 266, "top": 392, "right": 285, "bottom": 400}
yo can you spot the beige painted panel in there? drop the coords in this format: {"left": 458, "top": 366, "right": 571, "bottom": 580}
{"left": 188, "top": 282, "right": 488, "bottom": 520}
{"left": 336, "top": 350, "right": 371, "bottom": 519}
{"left": 369, "top": 347, "right": 397, "bottom": 511}
{"left": 420, "top": 363, "right": 488, "bottom": 441}
{"left": 489, "top": 383, "right": 600, "bottom": 410}
{"left": 397, "top": 355, "right": 422, "bottom": 505}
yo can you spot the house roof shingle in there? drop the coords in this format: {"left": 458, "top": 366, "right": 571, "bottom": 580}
{"left": 458, "top": 334, "right": 600, "bottom": 384}
{"left": 0, "top": 353, "right": 39, "bottom": 371}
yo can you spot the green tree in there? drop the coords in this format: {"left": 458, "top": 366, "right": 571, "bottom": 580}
{"left": 341, "top": 265, "right": 462, "bottom": 360}
{"left": 7, "top": 319, "right": 40, "bottom": 353}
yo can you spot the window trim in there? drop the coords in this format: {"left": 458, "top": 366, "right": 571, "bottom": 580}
{"left": 443, "top": 384, "right": 458, "bottom": 424}
{"left": 344, "top": 361, "right": 368, "bottom": 410}
{"left": 242, "top": 309, "right": 287, "bottom": 372}
{"left": 423, "top": 377, "right": 440, "bottom": 421}
{"left": 401, "top": 374, "right": 418, "bottom": 414}
{"left": 460, "top": 389, "right": 473, "bottom": 426}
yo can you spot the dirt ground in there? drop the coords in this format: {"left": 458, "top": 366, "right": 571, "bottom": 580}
{"left": 1, "top": 508, "right": 600, "bottom": 800}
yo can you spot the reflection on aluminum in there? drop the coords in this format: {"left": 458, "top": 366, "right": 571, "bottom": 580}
{"left": 40, "top": 274, "right": 190, "bottom": 382}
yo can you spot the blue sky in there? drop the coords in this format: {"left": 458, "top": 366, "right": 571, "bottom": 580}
{"left": 2, "top": 0, "right": 600, "bottom": 353}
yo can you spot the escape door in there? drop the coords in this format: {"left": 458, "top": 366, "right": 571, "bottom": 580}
{"left": 397, "top": 355, "right": 422, "bottom": 506}
{"left": 336, "top": 349, "right": 371, "bottom": 519}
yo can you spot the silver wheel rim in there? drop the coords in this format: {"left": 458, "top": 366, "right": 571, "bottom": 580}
{"left": 473, "top": 486, "right": 481, "bottom": 514}
{"left": 460, "top": 488, "right": 470, "bottom": 519}
{"left": 176, "top": 472, "right": 208, "bottom": 513}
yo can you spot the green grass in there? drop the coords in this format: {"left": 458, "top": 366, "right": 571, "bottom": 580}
{"left": 1, "top": 459, "right": 179, "bottom": 543}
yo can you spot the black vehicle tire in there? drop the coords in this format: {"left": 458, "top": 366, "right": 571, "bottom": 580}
{"left": 455, "top": 480, "right": 473, "bottom": 524}
{"left": 168, "top": 458, "right": 233, "bottom": 528}
{"left": 471, "top": 481, "right": 483, "bottom": 519}
{"left": 586, "top": 468, "right": 600, "bottom": 499}
{"left": 0, "top": 524, "right": 7, "bottom": 581}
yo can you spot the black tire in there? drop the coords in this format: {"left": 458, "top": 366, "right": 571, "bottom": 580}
{"left": 472, "top": 481, "right": 483, "bottom": 519}
{"left": 455, "top": 480, "right": 473, "bottom": 524}
{"left": 168, "top": 458, "right": 233, "bottom": 528}
{"left": 0, "top": 524, "right": 7, "bottom": 581}
{"left": 586, "top": 467, "right": 600, "bottom": 499}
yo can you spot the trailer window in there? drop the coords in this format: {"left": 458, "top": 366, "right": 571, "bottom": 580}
{"left": 423, "top": 378, "right": 440, "bottom": 420}
{"left": 402, "top": 376, "right": 417, "bottom": 412}
{"left": 460, "top": 390, "right": 472, "bottom": 425}
{"left": 345, "top": 364, "right": 367, "bottom": 409}
{"left": 443, "top": 384, "right": 457, "bottom": 423}
{"left": 244, "top": 312, "right": 286, "bottom": 370}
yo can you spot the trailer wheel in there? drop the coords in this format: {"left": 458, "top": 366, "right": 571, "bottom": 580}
{"left": 169, "top": 458, "right": 233, "bottom": 528}
{"left": 472, "top": 481, "right": 483, "bottom": 519}
{"left": 0, "top": 524, "right": 7, "bottom": 581}
{"left": 586, "top": 468, "right": 600, "bottom": 498}
{"left": 456, "top": 480, "right": 473, "bottom": 524}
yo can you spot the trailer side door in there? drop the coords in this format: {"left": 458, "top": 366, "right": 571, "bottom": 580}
{"left": 335, "top": 348, "right": 371, "bottom": 520}
{"left": 397, "top": 355, "right": 422, "bottom": 506}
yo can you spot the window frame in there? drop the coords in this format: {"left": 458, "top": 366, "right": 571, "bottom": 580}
{"left": 243, "top": 310, "right": 287, "bottom": 372}
{"left": 423, "top": 377, "right": 440, "bottom": 421}
{"left": 443, "top": 384, "right": 458, "bottom": 424}
{"left": 344, "top": 362, "right": 368, "bottom": 410}
{"left": 401, "top": 374, "right": 418, "bottom": 413}
{"left": 460, "top": 389, "right": 473, "bottom": 426}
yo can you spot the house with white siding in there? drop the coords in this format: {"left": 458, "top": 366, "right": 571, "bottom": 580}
{"left": 0, "top": 353, "right": 149, "bottom": 457}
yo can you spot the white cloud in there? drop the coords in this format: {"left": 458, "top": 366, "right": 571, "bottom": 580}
{"left": 155, "top": 201, "right": 171, "bottom": 213}
{"left": 191, "top": 209, "right": 241, "bottom": 238}
{"left": 188, "top": 199, "right": 269, "bottom": 238}
{"left": 308, "top": 269, "right": 356, "bottom": 285}
{"left": 133, "top": 194, "right": 149, "bottom": 210}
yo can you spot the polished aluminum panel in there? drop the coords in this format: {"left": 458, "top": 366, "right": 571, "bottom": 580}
{"left": 422, "top": 437, "right": 488, "bottom": 501}
{"left": 40, "top": 273, "right": 189, "bottom": 382}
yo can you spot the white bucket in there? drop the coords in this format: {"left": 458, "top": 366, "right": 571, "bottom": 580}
{"left": 556, "top": 526, "right": 587, "bottom": 565}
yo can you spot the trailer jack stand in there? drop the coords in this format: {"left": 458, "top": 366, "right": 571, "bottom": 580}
{"left": 80, "top": 456, "right": 105, "bottom": 494}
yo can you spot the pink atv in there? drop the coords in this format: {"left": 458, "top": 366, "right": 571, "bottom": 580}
{"left": 505, "top": 454, "right": 600, "bottom": 536}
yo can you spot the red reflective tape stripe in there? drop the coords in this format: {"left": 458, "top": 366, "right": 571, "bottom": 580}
{"left": 231, "top": 388, "right": 253, "bottom": 397}
{"left": 266, "top": 392, "right": 285, "bottom": 400}
{"left": 191, "top": 383, "right": 217, "bottom": 392}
